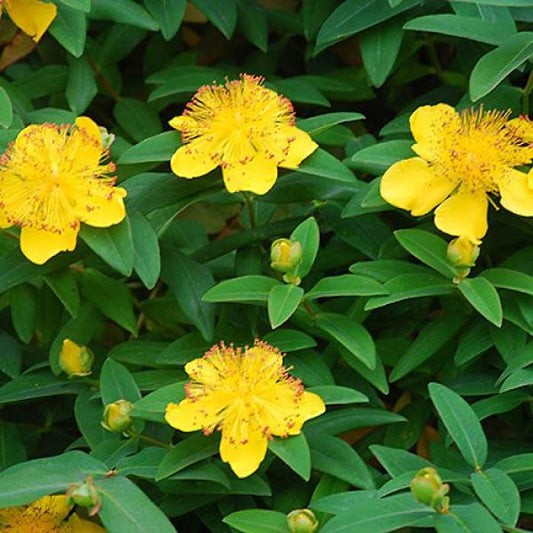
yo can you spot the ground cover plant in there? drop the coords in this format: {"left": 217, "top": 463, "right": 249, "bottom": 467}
{"left": 0, "top": 0, "right": 532, "bottom": 531}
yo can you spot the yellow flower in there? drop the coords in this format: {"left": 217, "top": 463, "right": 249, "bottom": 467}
{"left": 1, "top": 0, "right": 57, "bottom": 42}
{"left": 380, "top": 104, "right": 533, "bottom": 243}
{"left": 0, "top": 117, "right": 126, "bottom": 264}
{"left": 169, "top": 74, "right": 318, "bottom": 195}
{"left": 59, "top": 339, "right": 94, "bottom": 377}
{"left": 165, "top": 340, "right": 325, "bottom": 478}
{"left": 0, "top": 494, "right": 106, "bottom": 532}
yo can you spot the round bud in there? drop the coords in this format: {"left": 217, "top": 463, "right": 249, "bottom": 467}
{"left": 59, "top": 339, "right": 94, "bottom": 377}
{"left": 287, "top": 509, "right": 319, "bottom": 533}
{"left": 102, "top": 400, "right": 134, "bottom": 434}
{"left": 270, "top": 238, "right": 303, "bottom": 274}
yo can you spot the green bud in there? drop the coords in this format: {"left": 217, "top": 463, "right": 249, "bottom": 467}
{"left": 270, "top": 238, "right": 302, "bottom": 274}
{"left": 102, "top": 399, "right": 134, "bottom": 434}
{"left": 447, "top": 236, "right": 480, "bottom": 282}
{"left": 66, "top": 476, "right": 100, "bottom": 511}
{"left": 410, "top": 467, "right": 450, "bottom": 513}
{"left": 59, "top": 339, "right": 94, "bottom": 377}
{"left": 287, "top": 509, "right": 318, "bottom": 533}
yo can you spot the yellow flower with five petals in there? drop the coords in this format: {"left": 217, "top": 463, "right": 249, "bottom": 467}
{"left": 380, "top": 104, "right": 533, "bottom": 243}
{"left": 0, "top": 117, "right": 126, "bottom": 264}
{"left": 1, "top": 0, "right": 57, "bottom": 42}
{"left": 165, "top": 340, "right": 325, "bottom": 478}
{"left": 0, "top": 494, "right": 106, "bottom": 532}
{"left": 169, "top": 74, "right": 318, "bottom": 195}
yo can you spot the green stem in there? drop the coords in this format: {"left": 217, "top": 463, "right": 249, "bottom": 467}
{"left": 137, "top": 434, "right": 172, "bottom": 449}
{"left": 522, "top": 68, "right": 533, "bottom": 115}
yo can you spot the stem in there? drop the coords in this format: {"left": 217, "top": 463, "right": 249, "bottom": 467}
{"left": 88, "top": 56, "right": 120, "bottom": 101}
{"left": 137, "top": 434, "right": 172, "bottom": 449}
{"left": 522, "top": 68, "right": 533, "bottom": 115}
{"left": 243, "top": 192, "right": 256, "bottom": 228}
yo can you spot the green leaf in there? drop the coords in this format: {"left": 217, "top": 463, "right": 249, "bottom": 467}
{"left": 471, "top": 468, "right": 520, "bottom": 525}
{"left": 118, "top": 131, "right": 181, "bottom": 164}
{"left": 290, "top": 217, "right": 320, "bottom": 279}
{"left": 390, "top": 313, "right": 467, "bottom": 382}
{"left": 458, "top": 277, "right": 503, "bottom": 326}
{"left": 370, "top": 445, "right": 431, "bottom": 477}
{"left": 297, "top": 112, "right": 365, "bottom": 136}
{"left": 296, "top": 149, "right": 355, "bottom": 183}
{"left": 90, "top": 0, "right": 159, "bottom": 30}
{"left": 268, "top": 284, "right": 303, "bottom": 329}
{"left": 49, "top": 3, "right": 87, "bottom": 57}
{"left": 434, "top": 503, "right": 502, "bottom": 533}
{"left": 234, "top": 0, "right": 268, "bottom": 52}
{"left": 130, "top": 210, "right": 161, "bottom": 290}
{"left": 61, "top": 0, "right": 91, "bottom": 11}
{"left": 0, "top": 86, "right": 13, "bottom": 128}
{"left": 470, "top": 31, "right": 533, "bottom": 100}
{"left": 309, "top": 434, "right": 375, "bottom": 489}
{"left": 223, "top": 509, "right": 290, "bottom": 533}
{"left": 9, "top": 284, "right": 37, "bottom": 343}
{"left": 80, "top": 217, "right": 134, "bottom": 276}
{"left": 360, "top": 18, "right": 403, "bottom": 87}
{"left": 66, "top": 55, "right": 97, "bottom": 114}
{"left": 80, "top": 269, "right": 137, "bottom": 334}
{"left": 0, "top": 451, "right": 106, "bottom": 507}
{"left": 132, "top": 382, "right": 186, "bottom": 422}
{"left": 44, "top": 270, "right": 80, "bottom": 318}
{"left": 500, "top": 367, "right": 533, "bottom": 392}
{"left": 317, "top": 313, "right": 376, "bottom": 370}
{"left": 319, "top": 493, "right": 433, "bottom": 533}
{"left": 268, "top": 434, "right": 311, "bottom": 481}
{"left": 203, "top": 276, "right": 281, "bottom": 303}
{"left": 161, "top": 245, "right": 215, "bottom": 341}
{"left": 0, "top": 422, "right": 25, "bottom": 470}
{"left": 157, "top": 434, "right": 219, "bottom": 480}
{"left": 114, "top": 98, "right": 162, "bottom": 142}
{"left": 191, "top": 0, "right": 237, "bottom": 38}
{"left": 100, "top": 359, "right": 141, "bottom": 405}
{"left": 481, "top": 268, "right": 533, "bottom": 296}
{"left": 144, "top": 0, "right": 186, "bottom": 40}
{"left": 428, "top": 382, "right": 488, "bottom": 469}
{"left": 395, "top": 229, "right": 459, "bottom": 279}
{"left": 365, "top": 273, "right": 456, "bottom": 310}
{"left": 348, "top": 140, "right": 413, "bottom": 175}
{"left": 307, "top": 274, "right": 387, "bottom": 299}
{"left": 404, "top": 14, "right": 510, "bottom": 45}
{"left": 0, "top": 336, "right": 21, "bottom": 379}
{"left": 302, "top": 0, "right": 337, "bottom": 40}
{"left": 262, "top": 329, "right": 316, "bottom": 352}
{"left": 96, "top": 476, "right": 175, "bottom": 533}
{"left": 472, "top": 390, "right": 528, "bottom": 420}
{"left": 454, "top": 320, "right": 493, "bottom": 366}
{"left": 157, "top": 333, "right": 210, "bottom": 365}
{"left": 308, "top": 385, "right": 368, "bottom": 405}
{"left": 315, "top": 0, "right": 421, "bottom": 54}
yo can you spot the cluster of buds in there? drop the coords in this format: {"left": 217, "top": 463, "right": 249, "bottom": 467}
{"left": 270, "top": 238, "right": 303, "bottom": 285}
{"left": 101, "top": 399, "right": 134, "bottom": 435}
{"left": 447, "top": 236, "right": 480, "bottom": 283}
{"left": 66, "top": 476, "right": 101, "bottom": 516}
{"left": 286, "top": 509, "right": 318, "bottom": 533}
{"left": 59, "top": 339, "right": 94, "bottom": 377}
{"left": 410, "top": 467, "right": 450, "bottom": 513}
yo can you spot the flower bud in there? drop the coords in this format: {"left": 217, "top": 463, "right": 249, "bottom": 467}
{"left": 59, "top": 339, "right": 94, "bottom": 377}
{"left": 102, "top": 399, "right": 134, "bottom": 434}
{"left": 66, "top": 477, "right": 100, "bottom": 513}
{"left": 410, "top": 467, "right": 450, "bottom": 513}
{"left": 447, "top": 236, "right": 480, "bottom": 283}
{"left": 287, "top": 509, "right": 318, "bottom": 533}
{"left": 270, "top": 238, "right": 302, "bottom": 274}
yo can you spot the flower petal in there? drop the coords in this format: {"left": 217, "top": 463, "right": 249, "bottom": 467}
{"left": 222, "top": 155, "right": 278, "bottom": 194}
{"left": 380, "top": 157, "right": 456, "bottom": 216}
{"left": 498, "top": 169, "right": 533, "bottom": 216}
{"left": 434, "top": 190, "right": 488, "bottom": 244}
{"left": 170, "top": 139, "right": 219, "bottom": 179}
{"left": 410, "top": 103, "right": 461, "bottom": 161}
{"left": 65, "top": 514, "right": 107, "bottom": 532}
{"left": 165, "top": 394, "right": 227, "bottom": 433}
{"left": 20, "top": 226, "right": 77, "bottom": 264}
{"left": 5, "top": 0, "right": 57, "bottom": 42}
{"left": 220, "top": 415, "right": 268, "bottom": 478}
{"left": 78, "top": 187, "right": 126, "bottom": 228}
{"left": 25, "top": 495, "right": 71, "bottom": 524}
{"left": 278, "top": 126, "right": 318, "bottom": 168}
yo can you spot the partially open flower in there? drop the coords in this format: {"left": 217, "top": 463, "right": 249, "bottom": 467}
{"left": 271, "top": 238, "right": 303, "bottom": 273}
{"left": 169, "top": 74, "right": 318, "bottom": 195}
{"left": 165, "top": 340, "right": 325, "bottom": 478}
{"left": 0, "top": 117, "right": 126, "bottom": 264}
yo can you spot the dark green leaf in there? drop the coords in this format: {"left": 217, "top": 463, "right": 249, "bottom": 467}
{"left": 269, "top": 434, "right": 311, "bottom": 481}
{"left": 458, "top": 277, "right": 503, "bottom": 326}
{"left": 268, "top": 284, "right": 303, "bottom": 329}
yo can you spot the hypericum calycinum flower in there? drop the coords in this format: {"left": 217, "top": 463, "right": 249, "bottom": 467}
{"left": 59, "top": 339, "right": 94, "bottom": 377}
{"left": 380, "top": 104, "right": 533, "bottom": 244}
{"left": 169, "top": 74, "right": 318, "bottom": 195}
{"left": 0, "top": 494, "right": 106, "bottom": 532}
{"left": 1, "top": 0, "right": 57, "bottom": 42}
{"left": 165, "top": 340, "right": 325, "bottom": 478}
{"left": 0, "top": 117, "right": 126, "bottom": 264}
